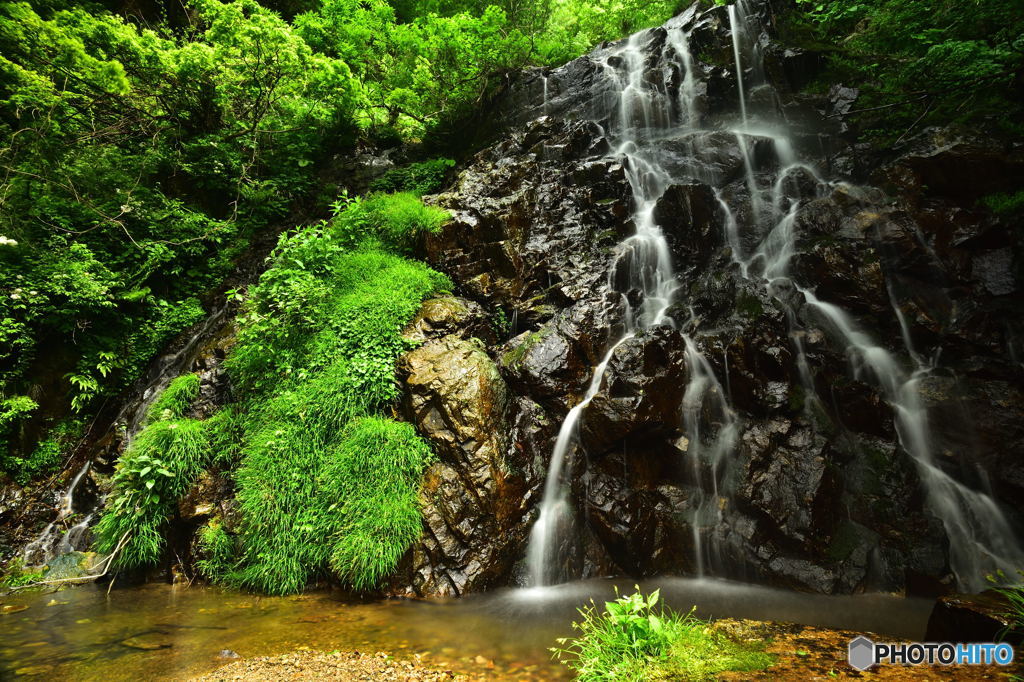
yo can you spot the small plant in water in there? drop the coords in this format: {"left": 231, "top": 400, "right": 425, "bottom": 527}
{"left": 552, "top": 586, "right": 773, "bottom": 681}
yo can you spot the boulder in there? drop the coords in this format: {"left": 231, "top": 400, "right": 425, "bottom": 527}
{"left": 926, "top": 591, "right": 1023, "bottom": 644}
{"left": 395, "top": 334, "right": 533, "bottom": 596}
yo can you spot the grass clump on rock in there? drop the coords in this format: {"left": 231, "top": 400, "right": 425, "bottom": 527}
{"left": 218, "top": 196, "right": 449, "bottom": 595}
{"left": 96, "top": 194, "right": 449, "bottom": 592}
{"left": 145, "top": 373, "right": 201, "bottom": 423}
{"left": 95, "top": 417, "right": 211, "bottom": 569}
{"left": 553, "top": 587, "right": 773, "bottom": 681}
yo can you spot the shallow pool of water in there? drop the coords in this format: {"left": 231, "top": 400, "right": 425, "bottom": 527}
{"left": 0, "top": 577, "right": 935, "bottom": 679}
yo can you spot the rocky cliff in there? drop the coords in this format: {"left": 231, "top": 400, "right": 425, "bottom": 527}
{"left": 6, "top": 0, "right": 1022, "bottom": 601}
{"left": 391, "top": 0, "right": 1024, "bottom": 597}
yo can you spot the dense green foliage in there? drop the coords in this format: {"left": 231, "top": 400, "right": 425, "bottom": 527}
{"left": 370, "top": 158, "right": 454, "bottom": 195}
{"left": 97, "top": 193, "right": 448, "bottom": 591}
{"left": 0, "top": 0, "right": 353, "bottom": 428}
{"left": 553, "top": 588, "right": 773, "bottom": 680}
{"left": 95, "top": 417, "right": 210, "bottom": 568}
{"left": 224, "top": 204, "right": 447, "bottom": 592}
{"left": 0, "top": 0, "right": 687, "bottom": 478}
{"left": 786, "top": 0, "right": 1024, "bottom": 141}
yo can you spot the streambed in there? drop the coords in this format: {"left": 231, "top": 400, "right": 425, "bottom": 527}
{"left": 0, "top": 578, "right": 934, "bottom": 679}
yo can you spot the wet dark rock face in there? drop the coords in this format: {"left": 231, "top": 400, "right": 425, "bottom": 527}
{"left": 392, "top": 297, "right": 540, "bottom": 596}
{"left": 394, "top": 0, "right": 1024, "bottom": 597}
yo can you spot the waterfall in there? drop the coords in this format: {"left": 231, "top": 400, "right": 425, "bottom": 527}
{"left": 522, "top": 0, "right": 1022, "bottom": 593}
{"left": 800, "top": 289, "right": 1024, "bottom": 588}
{"left": 721, "top": 2, "right": 1024, "bottom": 590}
{"left": 525, "top": 29, "right": 691, "bottom": 587}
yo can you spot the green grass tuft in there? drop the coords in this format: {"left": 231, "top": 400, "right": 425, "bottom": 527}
{"left": 553, "top": 587, "right": 774, "bottom": 681}
{"left": 988, "top": 570, "right": 1024, "bottom": 642}
{"left": 94, "top": 418, "right": 211, "bottom": 569}
{"left": 145, "top": 373, "right": 201, "bottom": 424}
{"left": 324, "top": 417, "right": 435, "bottom": 590}
{"left": 218, "top": 196, "right": 447, "bottom": 594}
{"left": 196, "top": 517, "right": 237, "bottom": 583}
{"left": 329, "top": 191, "right": 450, "bottom": 255}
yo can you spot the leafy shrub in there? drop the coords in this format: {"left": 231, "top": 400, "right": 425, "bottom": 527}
{"left": 553, "top": 587, "right": 773, "bottom": 681}
{"left": 196, "top": 518, "right": 237, "bottom": 583}
{"left": 94, "top": 418, "right": 211, "bottom": 569}
{"left": 146, "top": 374, "right": 201, "bottom": 424}
{"left": 7, "top": 437, "right": 62, "bottom": 486}
{"left": 1, "top": 415, "right": 80, "bottom": 486}
{"left": 227, "top": 221, "right": 450, "bottom": 395}
{"left": 786, "top": 0, "right": 1023, "bottom": 140}
{"left": 330, "top": 192, "right": 450, "bottom": 255}
{"left": 369, "top": 158, "right": 455, "bottom": 195}
{"left": 0, "top": 395, "right": 37, "bottom": 468}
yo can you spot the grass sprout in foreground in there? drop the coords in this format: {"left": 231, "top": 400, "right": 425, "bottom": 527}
{"left": 552, "top": 586, "right": 773, "bottom": 681}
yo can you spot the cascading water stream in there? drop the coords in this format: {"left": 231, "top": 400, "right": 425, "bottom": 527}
{"left": 526, "top": 0, "right": 1021, "bottom": 592}
{"left": 525, "top": 29, "right": 690, "bottom": 587}
{"left": 22, "top": 461, "right": 91, "bottom": 565}
{"left": 681, "top": 334, "right": 739, "bottom": 577}
{"left": 722, "top": 1, "right": 1024, "bottom": 590}
{"left": 526, "top": 335, "right": 634, "bottom": 587}
{"left": 799, "top": 289, "right": 1024, "bottom": 587}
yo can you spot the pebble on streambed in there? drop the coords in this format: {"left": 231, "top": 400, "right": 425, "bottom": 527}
{"left": 195, "top": 651, "right": 484, "bottom": 681}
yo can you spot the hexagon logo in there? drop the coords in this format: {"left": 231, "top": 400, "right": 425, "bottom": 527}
{"left": 848, "top": 636, "right": 876, "bottom": 671}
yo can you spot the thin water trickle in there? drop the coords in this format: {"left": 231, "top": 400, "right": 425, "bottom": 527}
{"left": 22, "top": 461, "right": 91, "bottom": 566}
{"left": 526, "top": 334, "right": 634, "bottom": 586}
{"left": 681, "top": 334, "right": 740, "bottom": 577}
{"left": 728, "top": 5, "right": 748, "bottom": 126}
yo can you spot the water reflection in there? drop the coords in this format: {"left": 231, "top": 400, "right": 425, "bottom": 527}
{"left": 0, "top": 579, "right": 933, "bottom": 679}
